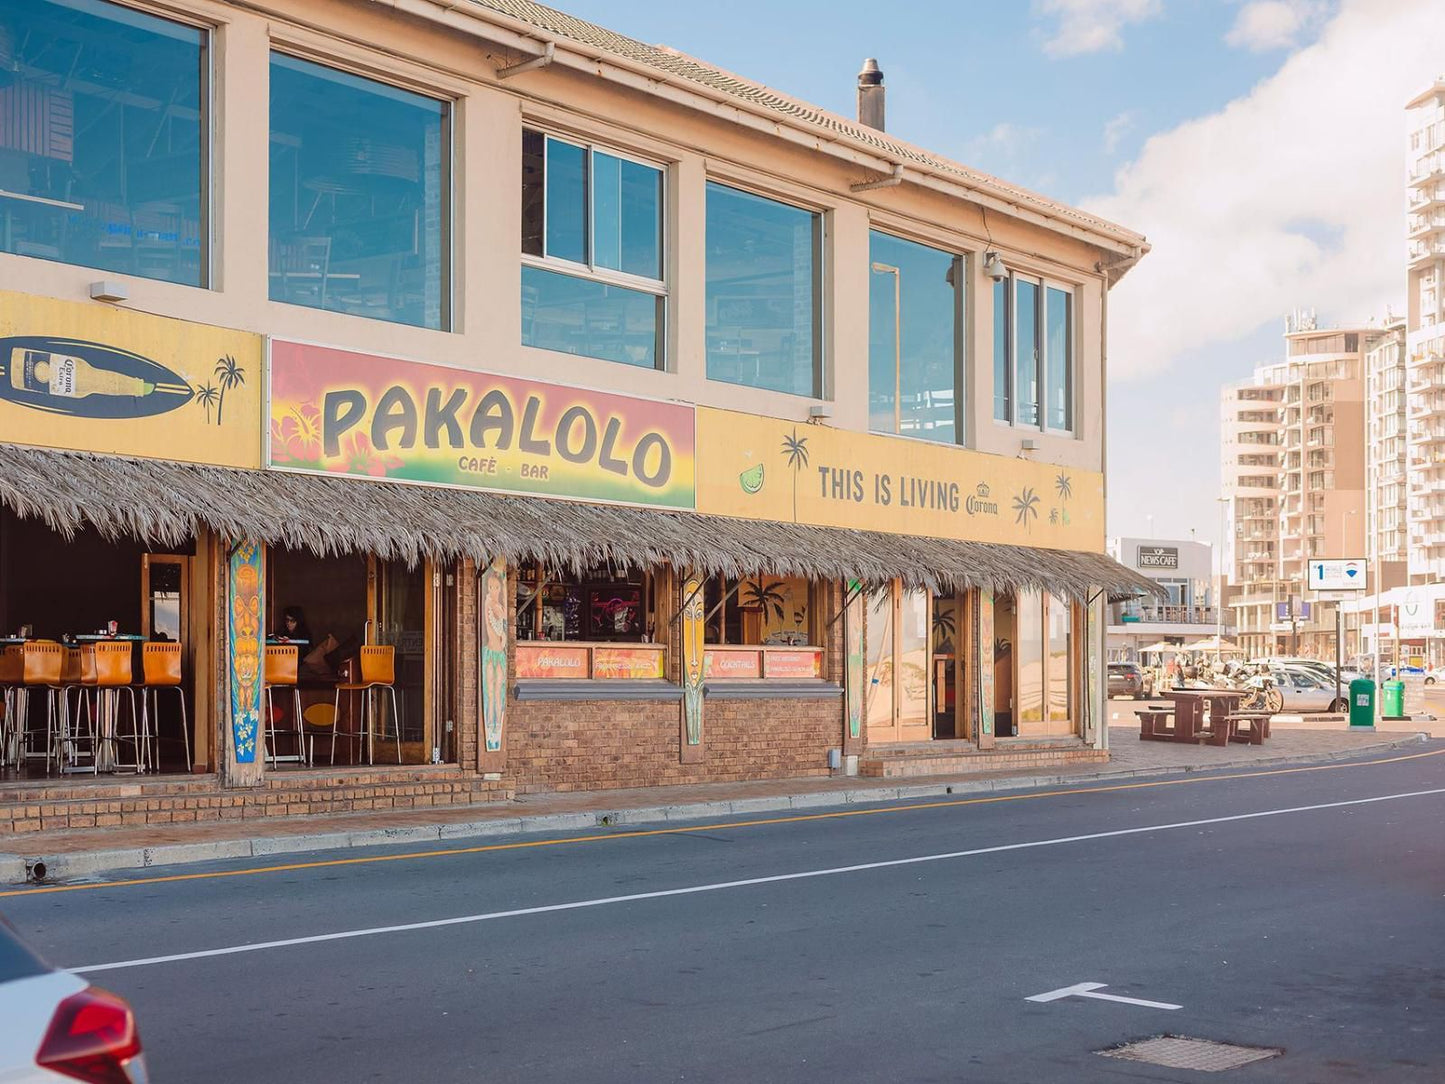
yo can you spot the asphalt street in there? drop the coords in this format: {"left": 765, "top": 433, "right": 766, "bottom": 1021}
{"left": 5, "top": 745, "right": 1445, "bottom": 1083}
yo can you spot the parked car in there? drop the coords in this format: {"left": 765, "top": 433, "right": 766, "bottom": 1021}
{"left": 1265, "top": 665, "right": 1349, "bottom": 713}
{"left": 1107, "top": 662, "right": 1154, "bottom": 699}
{"left": 1425, "top": 667, "right": 1445, "bottom": 685}
{"left": 0, "top": 915, "right": 148, "bottom": 1082}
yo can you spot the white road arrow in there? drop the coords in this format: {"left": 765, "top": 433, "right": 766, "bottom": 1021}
{"left": 1026, "top": 982, "right": 1181, "bottom": 1010}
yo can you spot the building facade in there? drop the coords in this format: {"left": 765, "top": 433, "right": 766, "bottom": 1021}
{"left": 1407, "top": 79, "right": 1445, "bottom": 583}
{"left": 1105, "top": 538, "right": 1226, "bottom": 660}
{"left": 1222, "top": 316, "right": 1379, "bottom": 659}
{"left": 1221, "top": 363, "right": 1287, "bottom": 658}
{"left": 0, "top": 0, "right": 1153, "bottom": 835}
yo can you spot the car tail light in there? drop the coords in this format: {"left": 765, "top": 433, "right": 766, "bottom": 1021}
{"left": 35, "top": 986, "right": 147, "bottom": 1084}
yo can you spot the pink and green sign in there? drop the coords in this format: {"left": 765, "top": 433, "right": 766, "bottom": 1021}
{"left": 269, "top": 340, "right": 696, "bottom": 508}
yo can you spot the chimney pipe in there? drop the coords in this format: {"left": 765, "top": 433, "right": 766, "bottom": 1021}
{"left": 857, "top": 58, "right": 884, "bottom": 132}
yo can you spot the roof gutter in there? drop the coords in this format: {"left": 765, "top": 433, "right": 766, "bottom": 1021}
{"left": 374, "top": 0, "right": 1148, "bottom": 261}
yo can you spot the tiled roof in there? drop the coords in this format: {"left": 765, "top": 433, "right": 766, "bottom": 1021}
{"left": 464, "top": 0, "right": 1146, "bottom": 252}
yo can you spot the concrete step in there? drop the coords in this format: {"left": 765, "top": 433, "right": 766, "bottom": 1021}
{"left": 858, "top": 742, "right": 1107, "bottom": 779}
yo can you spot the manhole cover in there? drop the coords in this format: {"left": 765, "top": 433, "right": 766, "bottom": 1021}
{"left": 1098, "top": 1036, "right": 1283, "bottom": 1072}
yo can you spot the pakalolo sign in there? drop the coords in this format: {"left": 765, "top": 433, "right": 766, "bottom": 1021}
{"left": 268, "top": 339, "right": 696, "bottom": 509}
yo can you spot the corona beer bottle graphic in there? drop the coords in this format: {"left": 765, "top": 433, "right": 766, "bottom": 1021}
{"left": 0, "top": 336, "right": 193, "bottom": 419}
{"left": 10, "top": 348, "right": 155, "bottom": 399}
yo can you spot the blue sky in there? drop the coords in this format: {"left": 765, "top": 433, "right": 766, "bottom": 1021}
{"left": 556, "top": 0, "right": 1444, "bottom": 559}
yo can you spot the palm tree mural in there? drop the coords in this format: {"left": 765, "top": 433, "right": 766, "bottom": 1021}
{"left": 932, "top": 605, "right": 956, "bottom": 653}
{"left": 741, "top": 579, "right": 788, "bottom": 624}
{"left": 780, "top": 429, "right": 809, "bottom": 522}
{"left": 213, "top": 355, "right": 246, "bottom": 426}
{"left": 195, "top": 382, "right": 219, "bottom": 424}
{"left": 1013, "top": 487, "right": 1040, "bottom": 529}
{"left": 1055, "top": 473, "right": 1073, "bottom": 501}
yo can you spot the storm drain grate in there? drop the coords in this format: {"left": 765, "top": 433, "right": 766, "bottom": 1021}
{"left": 1098, "top": 1036, "right": 1283, "bottom": 1072}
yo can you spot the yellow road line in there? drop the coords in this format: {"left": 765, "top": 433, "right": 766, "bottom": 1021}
{"left": 3, "top": 744, "right": 1441, "bottom": 900}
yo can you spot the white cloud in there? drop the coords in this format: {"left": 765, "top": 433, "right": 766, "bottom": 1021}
{"left": 1103, "top": 110, "right": 1137, "bottom": 153}
{"left": 1035, "top": 0, "right": 1162, "bottom": 58}
{"left": 1225, "top": 0, "right": 1330, "bottom": 51}
{"left": 1083, "top": 0, "right": 1444, "bottom": 383}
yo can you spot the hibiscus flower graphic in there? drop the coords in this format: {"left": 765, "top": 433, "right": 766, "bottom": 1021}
{"left": 327, "top": 431, "right": 404, "bottom": 478}
{"left": 270, "top": 403, "right": 325, "bottom": 466}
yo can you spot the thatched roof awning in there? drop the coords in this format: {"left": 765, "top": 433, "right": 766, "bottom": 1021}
{"left": 0, "top": 445, "right": 1160, "bottom": 603}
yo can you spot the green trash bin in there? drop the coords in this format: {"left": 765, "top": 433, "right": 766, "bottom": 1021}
{"left": 1349, "top": 679, "right": 1376, "bottom": 727}
{"left": 1382, "top": 679, "right": 1405, "bottom": 719}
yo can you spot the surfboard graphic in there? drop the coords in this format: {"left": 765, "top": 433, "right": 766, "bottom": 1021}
{"left": 0, "top": 336, "right": 194, "bottom": 419}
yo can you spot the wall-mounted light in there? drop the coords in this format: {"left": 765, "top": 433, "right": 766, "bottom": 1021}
{"left": 89, "top": 281, "right": 129, "bottom": 303}
{"left": 982, "top": 252, "right": 1008, "bottom": 282}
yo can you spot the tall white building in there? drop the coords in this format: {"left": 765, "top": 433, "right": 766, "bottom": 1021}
{"left": 1367, "top": 317, "right": 1409, "bottom": 577}
{"left": 1407, "top": 78, "right": 1445, "bottom": 582}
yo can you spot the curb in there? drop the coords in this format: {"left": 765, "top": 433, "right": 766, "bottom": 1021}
{"left": 3, "top": 733, "right": 1429, "bottom": 886}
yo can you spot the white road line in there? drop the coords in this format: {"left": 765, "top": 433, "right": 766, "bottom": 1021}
{"left": 70, "top": 786, "right": 1445, "bottom": 975}
{"left": 1027, "top": 982, "right": 1181, "bottom": 1010}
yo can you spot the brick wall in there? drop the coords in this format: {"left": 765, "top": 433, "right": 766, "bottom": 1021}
{"left": 505, "top": 695, "right": 839, "bottom": 793}
{"left": 0, "top": 767, "right": 509, "bottom": 836}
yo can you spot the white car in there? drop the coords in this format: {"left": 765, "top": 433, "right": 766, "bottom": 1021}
{"left": 1266, "top": 665, "right": 1349, "bottom": 713}
{"left": 1426, "top": 667, "right": 1445, "bottom": 685}
{"left": 0, "top": 917, "right": 148, "bottom": 1082}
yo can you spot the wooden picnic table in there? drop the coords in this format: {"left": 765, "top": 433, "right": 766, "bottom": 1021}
{"left": 1163, "top": 688, "right": 1251, "bottom": 743}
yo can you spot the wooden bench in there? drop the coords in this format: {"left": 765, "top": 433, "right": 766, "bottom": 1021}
{"left": 1225, "top": 712, "right": 1271, "bottom": 745}
{"left": 1137, "top": 709, "right": 1176, "bottom": 741}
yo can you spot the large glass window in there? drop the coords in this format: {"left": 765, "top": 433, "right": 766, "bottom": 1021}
{"left": 868, "top": 231, "right": 961, "bottom": 442}
{"left": 993, "top": 278, "right": 1010, "bottom": 422}
{"left": 1046, "top": 287, "right": 1073, "bottom": 432}
{"left": 1015, "top": 279, "right": 1040, "bottom": 428}
{"left": 705, "top": 183, "right": 821, "bottom": 397}
{"left": 0, "top": 0, "right": 206, "bottom": 285}
{"left": 996, "top": 273, "right": 1075, "bottom": 433}
{"left": 269, "top": 55, "right": 448, "bottom": 330}
{"left": 521, "top": 129, "right": 664, "bottom": 369}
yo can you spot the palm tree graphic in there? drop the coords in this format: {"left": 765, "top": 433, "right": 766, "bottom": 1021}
{"left": 741, "top": 579, "right": 788, "bottom": 624}
{"left": 1013, "top": 487, "right": 1040, "bottom": 529}
{"left": 213, "top": 355, "right": 246, "bottom": 426}
{"left": 195, "top": 382, "right": 219, "bottom": 424}
{"left": 1055, "top": 473, "right": 1073, "bottom": 501}
{"left": 780, "top": 429, "right": 810, "bottom": 522}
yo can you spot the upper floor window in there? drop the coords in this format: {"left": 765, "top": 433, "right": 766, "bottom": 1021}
{"left": 995, "top": 271, "right": 1074, "bottom": 433}
{"left": 269, "top": 55, "right": 448, "bottom": 330}
{"left": 868, "top": 231, "right": 963, "bottom": 443}
{"left": 705, "top": 182, "right": 821, "bottom": 398}
{"left": 521, "top": 129, "right": 664, "bottom": 370}
{"left": 0, "top": 0, "right": 206, "bottom": 285}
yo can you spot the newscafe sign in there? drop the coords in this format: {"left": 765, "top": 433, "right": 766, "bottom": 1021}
{"left": 267, "top": 340, "right": 696, "bottom": 509}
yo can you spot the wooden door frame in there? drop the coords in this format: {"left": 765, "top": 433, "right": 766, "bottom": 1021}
{"left": 367, "top": 555, "right": 438, "bottom": 765}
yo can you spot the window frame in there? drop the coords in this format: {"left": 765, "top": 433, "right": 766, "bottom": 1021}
{"left": 521, "top": 128, "right": 669, "bottom": 365}
{"left": 703, "top": 179, "right": 825, "bottom": 399}
{"left": 866, "top": 228, "right": 966, "bottom": 445}
{"left": 0, "top": 0, "right": 214, "bottom": 289}
{"left": 994, "top": 270, "right": 1078, "bottom": 436}
{"left": 267, "top": 49, "right": 455, "bottom": 330}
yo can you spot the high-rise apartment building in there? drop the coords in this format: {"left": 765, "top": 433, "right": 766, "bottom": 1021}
{"left": 1407, "top": 79, "right": 1445, "bottom": 582}
{"left": 1222, "top": 316, "right": 1377, "bottom": 658}
{"left": 1367, "top": 318, "right": 1409, "bottom": 580}
{"left": 1221, "top": 364, "right": 1286, "bottom": 657}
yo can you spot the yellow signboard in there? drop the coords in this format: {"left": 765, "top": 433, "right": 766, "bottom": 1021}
{"left": 0, "top": 291, "right": 262, "bottom": 468}
{"left": 696, "top": 407, "right": 1104, "bottom": 553}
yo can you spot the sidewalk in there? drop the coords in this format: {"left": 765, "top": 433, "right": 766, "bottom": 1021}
{"left": 2, "top": 727, "right": 1431, "bottom": 886}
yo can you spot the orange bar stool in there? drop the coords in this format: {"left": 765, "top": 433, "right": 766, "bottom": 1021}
{"left": 20, "top": 641, "right": 64, "bottom": 773}
{"left": 263, "top": 645, "right": 307, "bottom": 767}
{"left": 140, "top": 643, "right": 189, "bottom": 773}
{"left": 94, "top": 641, "right": 143, "bottom": 773}
{"left": 57, "top": 647, "right": 98, "bottom": 775}
{"left": 332, "top": 645, "right": 400, "bottom": 765}
{"left": 0, "top": 645, "right": 23, "bottom": 769}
